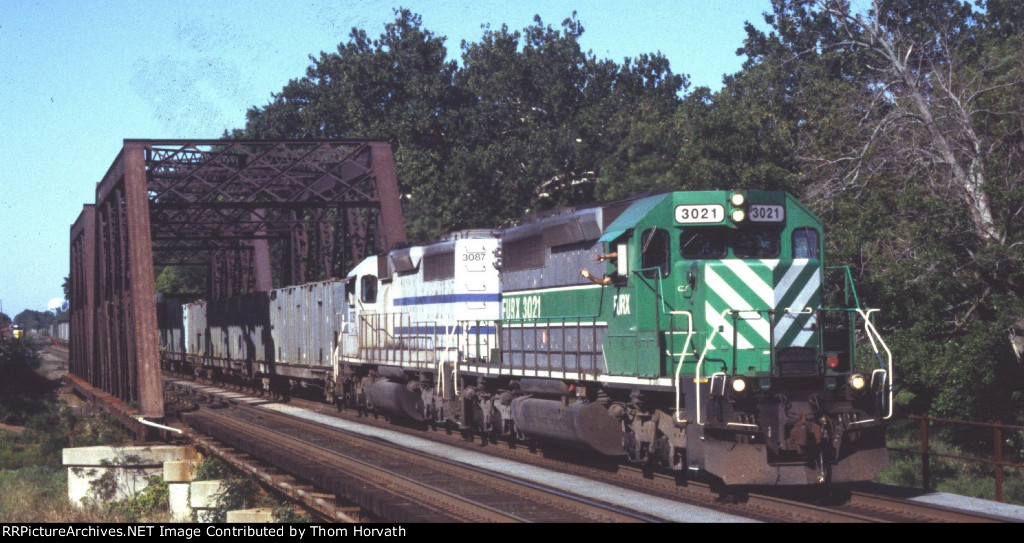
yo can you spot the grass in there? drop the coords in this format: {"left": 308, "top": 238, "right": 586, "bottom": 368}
{"left": 0, "top": 396, "right": 308, "bottom": 523}
{"left": 0, "top": 466, "right": 103, "bottom": 522}
{"left": 0, "top": 466, "right": 177, "bottom": 523}
{"left": 0, "top": 404, "right": 152, "bottom": 523}
{"left": 0, "top": 336, "right": 163, "bottom": 523}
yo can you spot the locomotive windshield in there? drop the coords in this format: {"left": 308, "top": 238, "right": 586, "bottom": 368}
{"left": 680, "top": 227, "right": 780, "bottom": 259}
{"left": 733, "top": 230, "right": 780, "bottom": 258}
{"left": 792, "top": 227, "right": 820, "bottom": 259}
{"left": 641, "top": 228, "right": 671, "bottom": 278}
{"left": 680, "top": 229, "right": 728, "bottom": 259}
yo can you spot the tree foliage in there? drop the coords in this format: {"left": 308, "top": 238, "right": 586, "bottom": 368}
{"left": 235, "top": 9, "right": 686, "bottom": 238}
{"left": 0, "top": 339, "right": 57, "bottom": 424}
{"left": 14, "top": 309, "right": 57, "bottom": 331}
{"left": 732, "top": 0, "right": 1024, "bottom": 424}
{"left": 153, "top": 266, "right": 207, "bottom": 296}
{"left": 235, "top": 4, "right": 1024, "bottom": 427}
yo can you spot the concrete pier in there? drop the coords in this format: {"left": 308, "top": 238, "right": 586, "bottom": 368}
{"left": 63, "top": 445, "right": 200, "bottom": 507}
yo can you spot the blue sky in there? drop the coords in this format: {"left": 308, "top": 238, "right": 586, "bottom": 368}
{"left": 0, "top": 0, "right": 779, "bottom": 318}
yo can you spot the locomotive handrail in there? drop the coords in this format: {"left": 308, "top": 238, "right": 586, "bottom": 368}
{"left": 857, "top": 308, "right": 894, "bottom": 420}
{"left": 694, "top": 309, "right": 732, "bottom": 426}
{"left": 493, "top": 314, "right": 604, "bottom": 384}
{"left": 492, "top": 286, "right": 607, "bottom": 381}
{"left": 452, "top": 319, "right": 492, "bottom": 398}
{"left": 331, "top": 325, "right": 343, "bottom": 377}
{"left": 668, "top": 310, "right": 694, "bottom": 424}
{"left": 730, "top": 309, "right": 772, "bottom": 374}
{"left": 438, "top": 333, "right": 449, "bottom": 398}
{"left": 636, "top": 265, "right": 699, "bottom": 423}
{"left": 825, "top": 265, "right": 862, "bottom": 310}
{"left": 632, "top": 267, "right": 672, "bottom": 315}
{"left": 710, "top": 372, "right": 729, "bottom": 396}
{"left": 437, "top": 320, "right": 458, "bottom": 398}
{"left": 359, "top": 313, "right": 400, "bottom": 343}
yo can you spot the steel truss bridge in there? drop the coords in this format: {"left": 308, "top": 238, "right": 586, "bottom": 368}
{"left": 68, "top": 139, "right": 406, "bottom": 421}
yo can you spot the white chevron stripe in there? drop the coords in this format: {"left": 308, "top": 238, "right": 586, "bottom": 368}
{"left": 791, "top": 324, "right": 816, "bottom": 347}
{"left": 773, "top": 260, "right": 807, "bottom": 341}
{"left": 775, "top": 259, "right": 808, "bottom": 298}
{"left": 705, "top": 302, "right": 755, "bottom": 349}
{"left": 773, "top": 259, "right": 820, "bottom": 346}
{"left": 725, "top": 259, "right": 775, "bottom": 307}
{"left": 705, "top": 265, "right": 755, "bottom": 311}
{"left": 705, "top": 264, "right": 769, "bottom": 347}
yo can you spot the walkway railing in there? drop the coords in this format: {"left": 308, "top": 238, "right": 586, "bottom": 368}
{"left": 889, "top": 415, "right": 1024, "bottom": 503}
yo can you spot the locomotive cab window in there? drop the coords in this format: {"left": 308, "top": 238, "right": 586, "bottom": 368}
{"left": 640, "top": 227, "right": 670, "bottom": 278}
{"left": 680, "top": 228, "right": 728, "bottom": 259}
{"left": 792, "top": 227, "right": 820, "bottom": 259}
{"left": 345, "top": 278, "right": 355, "bottom": 305}
{"left": 733, "top": 230, "right": 780, "bottom": 259}
{"left": 360, "top": 275, "right": 377, "bottom": 304}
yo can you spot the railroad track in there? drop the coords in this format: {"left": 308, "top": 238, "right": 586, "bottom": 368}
{"left": 40, "top": 340, "right": 1024, "bottom": 523}
{"left": 169, "top": 383, "right": 662, "bottom": 523}
{"left": 159, "top": 372, "right": 1018, "bottom": 523}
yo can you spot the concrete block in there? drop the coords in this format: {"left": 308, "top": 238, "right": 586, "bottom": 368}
{"left": 168, "top": 483, "right": 191, "bottom": 521}
{"left": 63, "top": 445, "right": 199, "bottom": 467}
{"left": 190, "top": 479, "right": 225, "bottom": 522}
{"left": 190, "top": 480, "right": 223, "bottom": 509}
{"left": 63, "top": 445, "right": 198, "bottom": 507}
{"left": 226, "top": 508, "right": 276, "bottom": 523}
{"left": 164, "top": 460, "right": 199, "bottom": 483}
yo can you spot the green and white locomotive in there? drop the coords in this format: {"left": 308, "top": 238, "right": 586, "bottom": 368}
{"left": 336, "top": 189, "right": 893, "bottom": 486}
{"left": 164, "top": 188, "right": 893, "bottom": 487}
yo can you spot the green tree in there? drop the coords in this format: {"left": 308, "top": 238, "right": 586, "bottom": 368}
{"left": 0, "top": 338, "right": 57, "bottom": 424}
{"left": 240, "top": 10, "right": 689, "bottom": 240}
{"left": 153, "top": 266, "right": 207, "bottom": 296}
{"left": 14, "top": 310, "right": 56, "bottom": 332}
{"left": 238, "top": 8, "right": 457, "bottom": 242}
{"left": 579, "top": 52, "right": 688, "bottom": 200}
{"left": 734, "top": 0, "right": 1024, "bottom": 426}
{"left": 449, "top": 14, "right": 688, "bottom": 229}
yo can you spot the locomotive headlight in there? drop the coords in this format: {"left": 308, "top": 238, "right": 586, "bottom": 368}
{"left": 731, "top": 209, "right": 746, "bottom": 223}
{"left": 731, "top": 376, "right": 748, "bottom": 395}
{"left": 730, "top": 192, "right": 745, "bottom": 206}
{"left": 848, "top": 373, "right": 866, "bottom": 391}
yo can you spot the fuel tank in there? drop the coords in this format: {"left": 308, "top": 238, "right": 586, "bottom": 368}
{"left": 510, "top": 397, "right": 624, "bottom": 456}
{"left": 365, "top": 380, "right": 426, "bottom": 421}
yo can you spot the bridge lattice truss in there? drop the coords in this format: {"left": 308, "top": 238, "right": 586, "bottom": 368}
{"left": 68, "top": 140, "right": 407, "bottom": 418}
